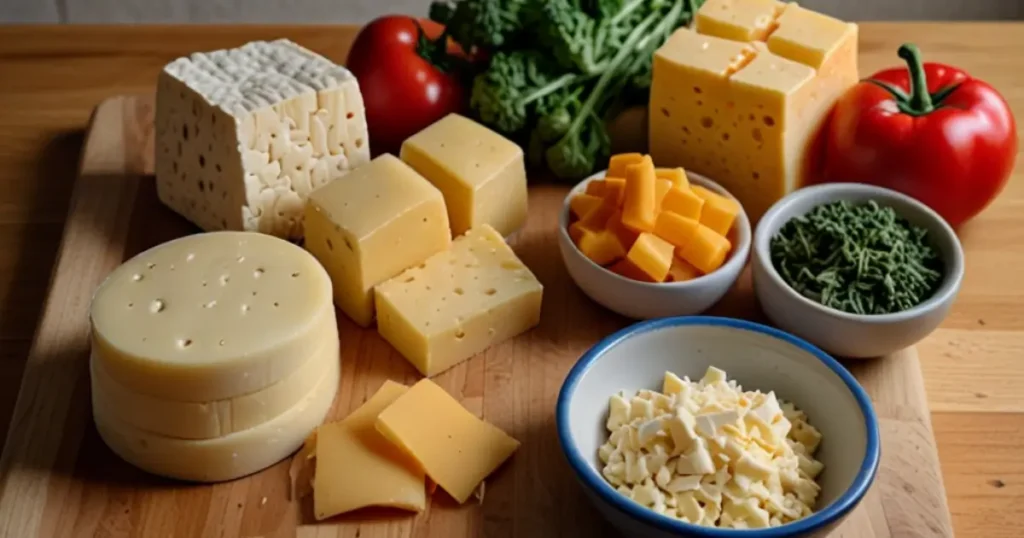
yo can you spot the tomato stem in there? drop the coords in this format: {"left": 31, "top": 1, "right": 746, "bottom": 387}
{"left": 898, "top": 43, "right": 934, "bottom": 115}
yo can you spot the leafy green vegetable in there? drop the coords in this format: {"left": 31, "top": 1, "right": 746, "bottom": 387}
{"left": 769, "top": 200, "right": 944, "bottom": 315}
{"left": 429, "top": 0, "right": 528, "bottom": 49}
{"left": 470, "top": 51, "right": 584, "bottom": 134}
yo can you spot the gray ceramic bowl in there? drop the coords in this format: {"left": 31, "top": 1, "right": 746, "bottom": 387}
{"left": 556, "top": 316, "right": 880, "bottom": 537}
{"left": 558, "top": 171, "right": 751, "bottom": 320}
{"left": 752, "top": 183, "right": 964, "bottom": 359}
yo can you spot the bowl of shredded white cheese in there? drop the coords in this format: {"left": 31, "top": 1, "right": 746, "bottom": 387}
{"left": 555, "top": 316, "right": 879, "bottom": 537}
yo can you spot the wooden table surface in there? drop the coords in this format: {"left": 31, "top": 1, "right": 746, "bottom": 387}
{"left": 0, "top": 23, "right": 1022, "bottom": 536}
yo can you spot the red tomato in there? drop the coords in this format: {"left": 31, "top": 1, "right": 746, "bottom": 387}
{"left": 346, "top": 16, "right": 468, "bottom": 156}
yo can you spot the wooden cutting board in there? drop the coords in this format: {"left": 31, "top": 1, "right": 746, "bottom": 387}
{"left": 0, "top": 95, "right": 954, "bottom": 538}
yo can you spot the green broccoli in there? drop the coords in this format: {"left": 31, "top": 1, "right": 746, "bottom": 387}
{"left": 429, "top": 0, "right": 530, "bottom": 50}
{"left": 470, "top": 51, "right": 583, "bottom": 134}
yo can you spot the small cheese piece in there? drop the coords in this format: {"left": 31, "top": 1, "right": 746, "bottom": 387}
{"left": 606, "top": 210, "right": 640, "bottom": 250}
{"left": 375, "top": 225, "right": 543, "bottom": 377}
{"left": 608, "top": 153, "right": 644, "bottom": 177}
{"left": 401, "top": 114, "right": 527, "bottom": 237}
{"left": 609, "top": 258, "right": 656, "bottom": 283}
{"left": 622, "top": 156, "right": 658, "bottom": 233}
{"left": 578, "top": 229, "right": 627, "bottom": 266}
{"left": 93, "top": 352, "right": 339, "bottom": 482}
{"left": 155, "top": 39, "right": 370, "bottom": 239}
{"left": 696, "top": 0, "right": 785, "bottom": 42}
{"left": 602, "top": 177, "right": 628, "bottom": 206}
{"left": 313, "top": 381, "right": 426, "bottom": 519}
{"left": 89, "top": 231, "right": 335, "bottom": 401}
{"left": 90, "top": 335, "right": 337, "bottom": 439}
{"left": 668, "top": 258, "right": 703, "bottom": 282}
{"left": 570, "top": 193, "right": 604, "bottom": 218}
{"left": 626, "top": 233, "right": 676, "bottom": 283}
{"left": 692, "top": 185, "right": 741, "bottom": 236}
{"left": 678, "top": 224, "right": 733, "bottom": 274}
{"left": 661, "top": 185, "right": 705, "bottom": 221}
{"left": 375, "top": 379, "right": 520, "bottom": 504}
{"left": 656, "top": 168, "right": 689, "bottom": 188}
{"left": 654, "top": 211, "right": 701, "bottom": 249}
{"left": 304, "top": 154, "right": 451, "bottom": 327}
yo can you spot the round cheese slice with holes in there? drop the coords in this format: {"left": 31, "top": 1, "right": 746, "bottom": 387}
{"left": 93, "top": 349, "right": 339, "bottom": 482}
{"left": 90, "top": 334, "right": 338, "bottom": 440}
{"left": 90, "top": 231, "right": 336, "bottom": 402}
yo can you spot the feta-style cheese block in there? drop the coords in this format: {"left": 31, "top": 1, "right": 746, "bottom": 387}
{"left": 400, "top": 114, "right": 528, "bottom": 237}
{"left": 374, "top": 225, "right": 543, "bottom": 377}
{"left": 313, "top": 380, "right": 426, "bottom": 520}
{"left": 375, "top": 379, "right": 520, "bottom": 504}
{"left": 154, "top": 39, "right": 370, "bottom": 240}
{"left": 90, "top": 334, "right": 337, "bottom": 440}
{"left": 93, "top": 351, "right": 338, "bottom": 483}
{"left": 650, "top": 0, "right": 857, "bottom": 222}
{"left": 89, "top": 231, "right": 336, "bottom": 401}
{"left": 304, "top": 154, "right": 452, "bottom": 327}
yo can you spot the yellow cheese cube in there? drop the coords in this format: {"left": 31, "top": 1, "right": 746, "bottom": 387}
{"left": 609, "top": 258, "right": 656, "bottom": 283}
{"left": 696, "top": 0, "right": 785, "bottom": 42}
{"left": 656, "top": 167, "right": 689, "bottom": 189}
{"left": 608, "top": 153, "right": 644, "bottom": 177}
{"left": 668, "top": 257, "right": 703, "bottom": 282}
{"left": 622, "top": 156, "right": 658, "bottom": 233}
{"left": 678, "top": 224, "right": 733, "bottom": 274}
{"left": 578, "top": 229, "right": 627, "bottom": 266}
{"left": 654, "top": 211, "right": 701, "bottom": 249}
{"left": 375, "top": 379, "right": 520, "bottom": 504}
{"left": 401, "top": 113, "right": 528, "bottom": 237}
{"left": 374, "top": 225, "right": 543, "bottom": 377}
{"left": 661, "top": 185, "right": 705, "bottom": 220}
{"left": 304, "top": 154, "right": 451, "bottom": 327}
{"left": 313, "top": 381, "right": 426, "bottom": 520}
{"left": 767, "top": 4, "right": 858, "bottom": 71}
{"left": 586, "top": 179, "right": 608, "bottom": 197}
{"left": 603, "top": 177, "right": 627, "bottom": 207}
{"left": 606, "top": 209, "right": 640, "bottom": 250}
{"left": 654, "top": 178, "right": 674, "bottom": 212}
{"left": 626, "top": 233, "right": 676, "bottom": 283}
{"left": 570, "top": 193, "right": 604, "bottom": 218}
{"left": 691, "top": 185, "right": 741, "bottom": 235}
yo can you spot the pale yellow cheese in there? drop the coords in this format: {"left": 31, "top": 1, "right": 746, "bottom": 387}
{"left": 649, "top": 0, "right": 858, "bottom": 222}
{"left": 90, "top": 335, "right": 337, "bottom": 440}
{"left": 304, "top": 154, "right": 451, "bottom": 327}
{"left": 313, "top": 380, "right": 426, "bottom": 520}
{"left": 374, "top": 225, "right": 543, "bottom": 377}
{"left": 400, "top": 113, "right": 528, "bottom": 237}
{"left": 89, "top": 231, "right": 336, "bottom": 402}
{"left": 93, "top": 351, "right": 339, "bottom": 483}
{"left": 375, "top": 379, "right": 520, "bottom": 504}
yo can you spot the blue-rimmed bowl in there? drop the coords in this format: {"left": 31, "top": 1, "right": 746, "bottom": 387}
{"left": 556, "top": 317, "right": 880, "bottom": 537}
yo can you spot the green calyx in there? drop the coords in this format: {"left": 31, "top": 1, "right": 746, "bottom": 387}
{"left": 415, "top": 22, "right": 458, "bottom": 74}
{"left": 865, "top": 43, "right": 961, "bottom": 117}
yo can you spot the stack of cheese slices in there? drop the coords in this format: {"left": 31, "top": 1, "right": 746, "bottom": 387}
{"left": 89, "top": 232, "right": 339, "bottom": 482}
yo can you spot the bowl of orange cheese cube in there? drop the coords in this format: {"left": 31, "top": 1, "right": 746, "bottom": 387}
{"left": 558, "top": 153, "right": 751, "bottom": 320}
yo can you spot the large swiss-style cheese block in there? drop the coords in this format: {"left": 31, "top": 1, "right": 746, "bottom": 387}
{"left": 89, "top": 231, "right": 337, "bottom": 402}
{"left": 155, "top": 39, "right": 370, "bottom": 239}
{"left": 649, "top": 0, "right": 857, "bottom": 222}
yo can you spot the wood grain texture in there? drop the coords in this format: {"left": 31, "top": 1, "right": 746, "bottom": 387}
{"left": 0, "top": 24, "right": 1021, "bottom": 538}
{"left": 0, "top": 94, "right": 953, "bottom": 538}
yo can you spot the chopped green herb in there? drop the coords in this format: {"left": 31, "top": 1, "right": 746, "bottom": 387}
{"left": 769, "top": 200, "right": 944, "bottom": 315}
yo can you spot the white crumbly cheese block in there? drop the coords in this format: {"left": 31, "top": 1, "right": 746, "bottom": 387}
{"left": 154, "top": 39, "right": 371, "bottom": 239}
{"left": 93, "top": 350, "right": 339, "bottom": 483}
{"left": 90, "top": 334, "right": 337, "bottom": 440}
{"left": 89, "top": 231, "right": 336, "bottom": 402}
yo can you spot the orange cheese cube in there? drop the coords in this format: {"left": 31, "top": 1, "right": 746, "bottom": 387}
{"left": 661, "top": 185, "right": 704, "bottom": 221}
{"left": 569, "top": 221, "right": 588, "bottom": 243}
{"left": 667, "top": 257, "right": 702, "bottom": 282}
{"left": 653, "top": 211, "right": 701, "bottom": 248}
{"left": 626, "top": 232, "right": 676, "bottom": 283}
{"left": 578, "top": 229, "right": 627, "bottom": 266}
{"left": 585, "top": 179, "right": 607, "bottom": 197}
{"left": 691, "top": 185, "right": 741, "bottom": 236}
{"left": 678, "top": 225, "right": 732, "bottom": 274}
{"left": 609, "top": 258, "right": 656, "bottom": 283}
{"left": 578, "top": 199, "right": 616, "bottom": 231}
{"left": 622, "top": 156, "right": 658, "bottom": 233}
{"left": 603, "top": 177, "right": 627, "bottom": 207}
{"left": 606, "top": 210, "right": 640, "bottom": 250}
{"left": 608, "top": 153, "right": 645, "bottom": 177}
{"left": 570, "top": 193, "right": 604, "bottom": 219}
{"left": 656, "top": 167, "right": 689, "bottom": 189}
{"left": 654, "top": 178, "right": 673, "bottom": 211}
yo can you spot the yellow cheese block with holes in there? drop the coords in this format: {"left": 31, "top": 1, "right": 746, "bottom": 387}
{"left": 91, "top": 334, "right": 337, "bottom": 439}
{"left": 401, "top": 113, "right": 528, "bottom": 237}
{"left": 89, "top": 231, "right": 336, "bottom": 402}
{"left": 375, "top": 379, "right": 520, "bottom": 504}
{"left": 313, "top": 380, "right": 426, "bottom": 520}
{"left": 678, "top": 224, "right": 733, "bottom": 274}
{"left": 93, "top": 352, "right": 339, "bottom": 482}
{"left": 650, "top": 0, "right": 857, "bottom": 222}
{"left": 374, "top": 225, "right": 543, "bottom": 377}
{"left": 304, "top": 154, "right": 451, "bottom": 327}
{"left": 627, "top": 233, "right": 676, "bottom": 283}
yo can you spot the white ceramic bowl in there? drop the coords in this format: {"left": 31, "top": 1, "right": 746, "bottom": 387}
{"left": 556, "top": 317, "right": 880, "bottom": 538}
{"left": 558, "top": 171, "right": 751, "bottom": 320}
{"left": 752, "top": 183, "right": 965, "bottom": 359}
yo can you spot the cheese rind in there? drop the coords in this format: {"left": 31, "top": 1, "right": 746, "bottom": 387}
{"left": 155, "top": 39, "right": 370, "bottom": 239}
{"left": 400, "top": 114, "right": 528, "bottom": 237}
{"left": 313, "top": 381, "right": 426, "bottom": 519}
{"left": 90, "top": 336, "right": 337, "bottom": 440}
{"left": 375, "top": 379, "right": 520, "bottom": 504}
{"left": 304, "top": 154, "right": 451, "bottom": 327}
{"left": 89, "top": 231, "right": 337, "bottom": 402}
{"left": 93, "top": 351, "right": 339, "bottom": 483}
{"left": 374, "top": 225, "right": 543, "bottom": 377}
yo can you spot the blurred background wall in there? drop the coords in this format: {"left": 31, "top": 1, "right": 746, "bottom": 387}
{"left": 5, "top": 0, "right": 1024, "bottom": 23}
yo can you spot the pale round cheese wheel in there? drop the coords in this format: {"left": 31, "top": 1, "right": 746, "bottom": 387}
{"left": 93, "top": 349, "right": 339, "bottom": 483}
{"left": 91, "top": 334, "right": 338, "bottom": 440}
{"left": 90, "top": 231, "right": 336, "bottom": 401}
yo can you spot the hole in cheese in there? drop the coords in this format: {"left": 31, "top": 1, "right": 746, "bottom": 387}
{"left": 199, "top": 155, "right": 205, "bottom": 168}
{"left": 661, "top": 108, "right": 670, "bottom": 118}
{"left": 241, "top": 304, "right": 250, "bottom": 314}
{"left": 291, "top": 271, "right": 300, "bottom": 278}
{"left": 218, "top": 339, "right": 225, "bottom": 346}
{"left": 149, "top": 300, "right": 165, "bottom": 313}
{"left": 455, "top": 329, "right": 465, "bottom": 339}
{"left": 132, "top": 273, "right": 143, "bottom": 282}
{"left": 694, "top": 86, "right": 702, "bottom": 94}
{"left": 178, "top": 338, "right": 192, "bottom": 349}
{"left": 219, "top": 274, "right": 230, "bottom": 285}
{"left": 484, "top": 288, "right": 497, "bottom": 296}
{"left": 326, "top": 238, "right": 334, "bottom": 251}
{"left": 454, "top": 287, "right": 464, "bottom": 295}
{"left": 355, "top": 139, "right": 364, "bottom": 148}
{"left": 204, "top": 300, "right": 217, "bottom": 308}
{"left": 701, "top": 117, "right": 713, "bottom": 129}
{"left": 763, "top": 116, "right": 775, "bottom": 127}
{"left": 254, "top": 268, "right": 265, "bottom": 278}
{"left": 403, "top": 276, "right": 415, "bottom": 283}
{"left": 752, "top": 128, "right": 763, "bottom": 143}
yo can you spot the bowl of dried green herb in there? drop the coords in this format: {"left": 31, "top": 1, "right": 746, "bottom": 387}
{"left": 752, "top": 183, "right": 964, "bottom": 359}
